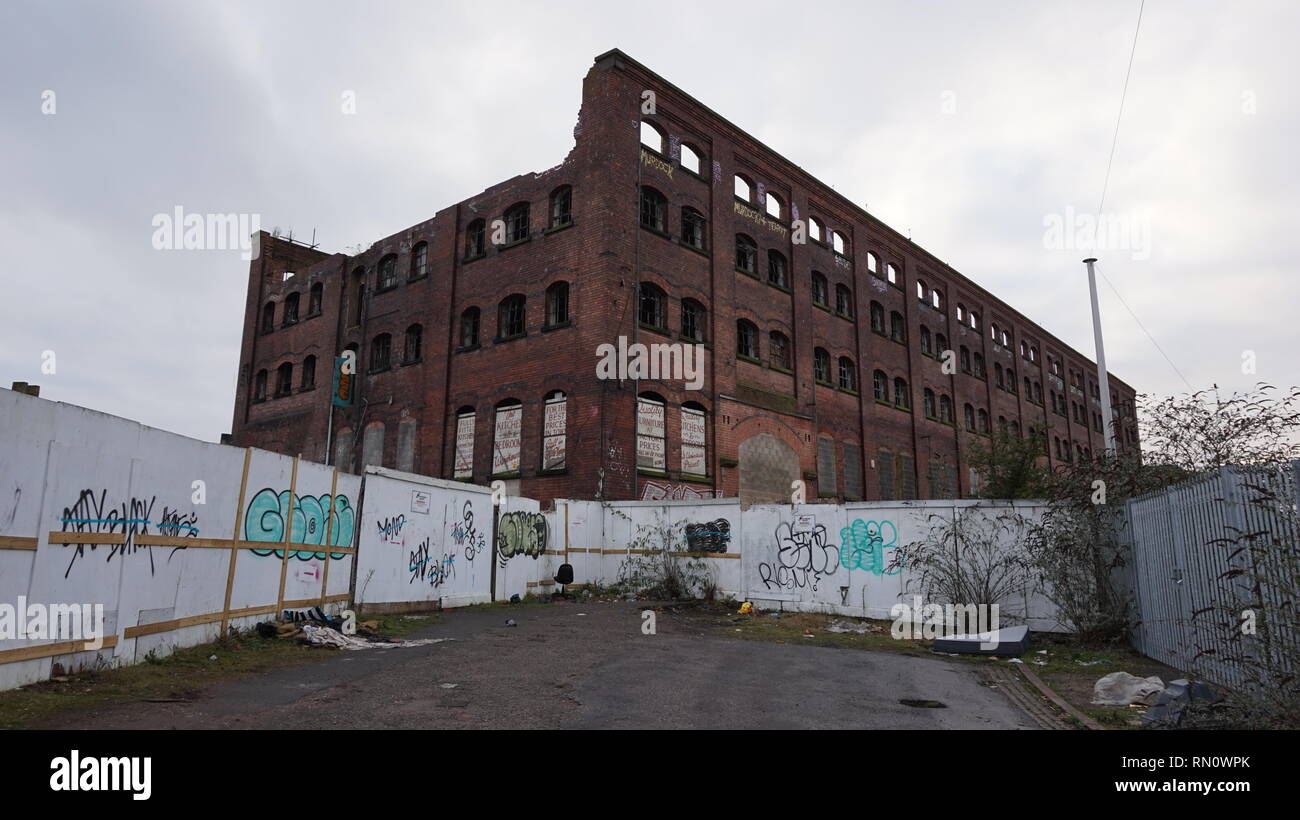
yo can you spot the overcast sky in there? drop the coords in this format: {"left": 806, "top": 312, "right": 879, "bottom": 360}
{"left": 2, "top": 0, "right": 1296, "bottom": 442}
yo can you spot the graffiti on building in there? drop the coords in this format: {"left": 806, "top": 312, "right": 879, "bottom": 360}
{"left": 640, "top": 480, "right": 714, "bottom": 501}
{"left": 497, "top": 511, "right": 547, "bottom": 566}
{"left": 244, "top": 488, "right": 355, "bottom": 560}
{"left": 684, "top": 519, "right": 731, "bottom": 552}
{"left": 376, "top": 514, "right": 407, "bottom": 546}
{"left": 58, "top": 488, "right": 199, "bottom": 578}
{"left": 757, "top": 521, "right": 840, "bottom": 591}
{"left": 408, "top": 537, "right": 455, "bottom": 588}
{"left": 449, "top": 500, "right": 486, "bottom": 562}
{"left": 839, "top": 518, "right": 900, "bottom": 576}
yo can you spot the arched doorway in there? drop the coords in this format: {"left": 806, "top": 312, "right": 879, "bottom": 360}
{"left": 738, "top": 433, "right": 799, "bottom": 507}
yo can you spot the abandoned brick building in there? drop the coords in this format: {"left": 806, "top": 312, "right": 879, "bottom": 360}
{"left": 228, "top": 49, "right": 1140, "bottom": 507}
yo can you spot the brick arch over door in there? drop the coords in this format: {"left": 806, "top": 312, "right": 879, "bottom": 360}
{"left": 738, "top": 432, "right": 799, "bottom": 508}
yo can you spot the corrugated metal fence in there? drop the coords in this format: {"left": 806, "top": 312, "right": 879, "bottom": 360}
{"left": 1127, "top": 461, "right": 1299, "bottom": 690}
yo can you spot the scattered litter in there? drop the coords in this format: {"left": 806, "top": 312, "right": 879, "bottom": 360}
{"left": 577, "top": 613, "right": 587, "bottom": 616}
{"left": 802, "top": 629, "right": 814, "bottom": 638}
{"left": 1032, "top": 659, "right": 1048, "bottom": 666}
{"left": 768, "top": 612, "right": 781, "bottom": 618}
{"left": 505, "top": 619, "right": 518, "bottom": 627}
{"left": 440, "top": 683, "right": 459, "bottom": 689}
{"left": 737, "top": 602, "right": 754, "bottom": 614}
{"left": 509, "top": 594, "right": 520, "bottom": 604}
{"left": 825, "top": 619, "right": 878, "bottom": 634}
{"left": 1141, "top": 679, "right": 1225, "bottom": 726}
{"left": 1092, "top": 671, "right": 1165, "bottom": 706}
{"left": 208, "top": 654, "right": 218, "bottom": 661}
{"left": 300, "top": 624, "right": 454, "bottom": 651}
{"left": 1007, "top": 658, "right": 1024, "bottom": 664}
{"left": 1075, "top": 659, "right": 1105, "bottom": 666}
{"left": 1036, "top": 650, "right": 1048, "bottom": 655}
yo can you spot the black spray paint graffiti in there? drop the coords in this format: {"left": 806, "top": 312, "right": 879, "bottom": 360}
{"left": 684, "top": 519, "right": 731, "bottom": 553}
{"left": 757, "top": 522, "right": 840, "bottom": 592}
{"left": 449, "top": 500, "right": 487, "bottom": 562}
{"left": 58, "top": 488, "right": 200, "bottom": 578}
{"left": 408, "top": 537, "right": 456, "bottom": 588}
{"left": 376, "top": 514, "right": 407, "bottom": 545}
{"left": 496, "top": 511, "right": 547, "bottom": 567}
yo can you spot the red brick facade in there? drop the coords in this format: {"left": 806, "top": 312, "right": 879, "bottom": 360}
{"left": 229, "top": 49, "right": 1139, "bottom": 507}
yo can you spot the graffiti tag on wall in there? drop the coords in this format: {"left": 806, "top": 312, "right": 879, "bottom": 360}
{"left": 408, "top": 537, "right": 455, "bottom": 588}
{"left": 497, "top": 511, "right": 546, "bottom": 567}
{"left": 839, "top": 519, "right": 900, "bottom": 576}
{"left": 757, "top": 522, "right": 840, "bottom": 591}
{"left": 244, "top": 488, "right": 355, "bottom": 560}
{"left": 58, "top": 489, "right": 199, "bottom": 578}
{"left": 684, "top": 519, "right": 731, "bottom": 553}
{"left": 449, "top": 500, "right": 486, "bottom": 562}
{"left": 640, "top": 480, "right": 714, "bottom": 501}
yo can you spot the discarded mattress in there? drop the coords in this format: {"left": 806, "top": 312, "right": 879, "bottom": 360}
{"left": 300, "top": 624, "right": 454, "bottom": 651}
{"left": 932, "top": 624, "right": 1029, "bottom": 656}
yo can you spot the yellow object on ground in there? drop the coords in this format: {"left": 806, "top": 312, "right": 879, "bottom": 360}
{"left": 738, "top": 602, "right": 753, "bottom": 614}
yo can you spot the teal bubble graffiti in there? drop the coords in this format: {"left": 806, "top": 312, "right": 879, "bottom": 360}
{"left": 838, "top": 519, "right": 900, "bottom": 575}
{"left": 244, "top": 488, "right": 354, "bottom": 560}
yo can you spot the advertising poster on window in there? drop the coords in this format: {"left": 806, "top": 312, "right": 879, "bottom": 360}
{"left": 542, "top": 398, "right": 566, "bottom": 470}
{"left": 636, "top": 399, "right": 665, "bottom": 470}
{"left": 492, "top": 405, "right": 522, "bottom": 475}
{"left": 453, "top": 413, "right": 475, "bottom": 479}
{"left": 681, "top": 406, "right": 706, "bottom": 474}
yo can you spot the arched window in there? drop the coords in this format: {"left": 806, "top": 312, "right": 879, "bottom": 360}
{"left": 1000, "top": 329, "right": 1010, "bottom": 347}
{"left": 734, "top": 174, "right": 753, "bottom": 203}
{"left": 769, "top": 331, "right": 791, "bottom": 370}
{"left": 924, "top": 388, "right": 936, "bottom": 418}
{"left": 916, "top": 279, "right": 927, "bottom": 301}
{"left": 835, "top": 284, "right": 853, "bottom": 317}
{"left": 832, "top": 230, "right": 848, "bottom": 255}
{"left": 814, "top": 348, "right": 831, "bottom": 383}
{"left": 680, "top": 144, "right": 701, "bottom": 175}
{"left": 308, "top": 282, "right": 323, "bottom": 316}
{"left": 1034, "top": 381, "right": 1043, "bottom": 404}
{"left": 492, "top": 398, "right": 523, "bottom": 476}
{"left": 276, "top": 362, "right": 293, "bottom": 396}
{"left": 499, "top": 294, "right": 526, "bottom": 339}
{"left": 886, "top": 262, "right": 899, "bottom": 285}
{"left": 638, "top": 283, "right": 666, "bottom": 329}
{"left": 369, "top": 334, "right": 391, "bottom": 372}
{"left": 811, "top": 271, "right": 828, "bottom": 305}
{"left": 960, "top": 346, "right": 971, "bottom": 373}
{"left": 838, "top": 357, "right": 857, "bottom": 391}
{"left": 404, "top": 324, "right": 423, "bottom": 364}
{"left": 546, "top": 281, "right": 570, "bottom": 327}
{"left": 681, "top": 299, "right": 706, "bottom": 342}
{"left": 1007, "top": 367, "right": 1016, "bottom": 392}
{"left": 873, "top": 369, "right": 889, "bottom": 402}
{"left": 995, "top": 363, "right": 1005, "bottom": 388}
{"left": 920, "top": 326, "right": 932, "bottom": 355}
{"left": 549, "top": 186, "right": 572, "bottom": 228}
{"left": 377, "top": 254, "right": 398, "bottom": 290}
{"left": 282, "top": 292, "right": 300, "bottom": 326}
{"left": 936, "top": 333, "right": 948, "bottom": 354}
{"left": 940, "top": 394, "right": 953, "bottom": 423}
{"left": 639, "top": 186, "right": 667, "bottom": 232}
{"left": 990, "top": 322, "right": 1000, "bottom": 344}
{"left": 254, "top": 369, "right": 268, "bottom": 402}
{"left": 978, "top": 408, "right": 989, "bottom": 433}
{"left": 1020, "top": 340, "right": 1029, "bottom": 359}
{"left": 974, "top": 352, "right": 985, "bottom": 379}
{"left": 765, "top": 191, "right": 783, "bottom": 220}
{"left": 640, "top": 120, "right": 665, "bottom": 154}
{"left": 681, "top": 401, "right": 708, "bottom": 476}
{"left": 870, "top": 301, "right": 886, "bottom": 334}
{"left": 969, "top": 310, "right": 980, "bottom": 330}
{"left": 504, "top": 202, "right": 530, "bottom": 244}
{"left": 737, "top": 320, "right": 759, "bottom": 360}
{"left": 465, "top": 219, "right": 486, "bottom": 259}
{"left": 735, "top": 234, "right": 757, "bottom": 274}
{"left": 999, "top": 416, "right": 1008, "bottom": 436}
{"left": 542, "top": 390, "right": 567, "bottom": 471}
{"left": 890, "top": 311, "right": 906, "bottom": 342}
{"left": 809, "top": 217, "right": 824, "bottom": 243}
{"left": 302, "top": 355, "right": 316, "bottom": 390}
{"left": 410, "top": 241, "right": 428, "bottom": 280}
{"left": 460, "top": 307, "right": 480, "bottom": 348}
{"left": 261, "top": 301, "right": 275, "bottom": 334}
{"left": 681, "top": 206, "right": 707, "bottom": 250}
{"left": 453, "top": 406, "right": 476, "bottom": 479}
{"left": 964, "top": 403, "right": 976, "bottom": 430}
{"left": 957, "top": 304, "right": 966, "bottom": 323}
{"left": 1025, "top": 375, "right": 1033, "bottom": 396}
{"left": 931, "top": 289, "right": 942, "bottom": 310}
{"left": 866, "top": 251, "right": 879, "bottom": 274}
{"left": 894, "top": 377, "right": 910, "bottom": 409}
{"left": 1011, "top": 420, "right": 1021, "bottom": 437}
{"left": 636, "top": 392, "right": 666, "bottom": 470}
{"left": 767, "top": 249, "right": 788, "bottom": 288}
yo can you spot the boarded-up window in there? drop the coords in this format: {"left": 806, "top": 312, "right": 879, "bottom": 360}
{"left": 362, "top": 423, "right": 385, "bottom": 469}
{"left": 843, "top": 443, "right": 862, "bottom": 499}
{"left": 817, "top": 437, "right": 837, "bottom": 497}
{"left": 636, "top": 396, "right": 666, "bottom": 470}
{"left": 453, "top": 412, "right": 475, "bottom": 479}
{"left": 396, "top": 419, "right": 417, "bottom": 473}
{"left": 542, "top": 394, "right": 566, "bottom": 471}
{"left": 878, "top": 450, "right": 895, "bottom": 500}
{"left": 898, "top": 454, "right": 917, "bottom": 500}
{"left": 681, "top": 405, "right": 707, "bottom": 475}
{"left": 492, "top": 403, "right": 522, "bottom": 475}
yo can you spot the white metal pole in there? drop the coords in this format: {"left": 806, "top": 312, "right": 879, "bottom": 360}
{"left": 1084, "top": 257, "right": 1116, "bottom": 455}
